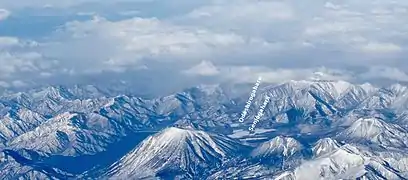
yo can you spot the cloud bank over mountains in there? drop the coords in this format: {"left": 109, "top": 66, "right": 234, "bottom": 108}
{"left": 0, "top": 0, "right": 408, "bottom": 94}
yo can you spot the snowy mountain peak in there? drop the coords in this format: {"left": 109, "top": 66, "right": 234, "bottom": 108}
{"left": 389, "top": 83, "right": 408, "bottom": 96}
{"left": 267, "top": 79, "right": 357, "bottom": 100}
{"left": 30, "top": 86, "right": 73, "bottom": 100}
{"left": 312, "top": 138, "right": 341, "bottom": 157}
{"left": 310, "top": 80, "right": 353, "bottom": 98}
{"left": 390, "top": 83, "right": 407, "bottom": 91}
{"left": 338, "top": 117, "right": 408, "bottom": 148}
{"left": 158, "top": 127, "right": 197, "bottom": 141}
{"left": 105, "top": 127, "right": 244, "bottom": 178}
{"left": 360, "top": 82, "right": 376, "bottom": 92}
{"left": 287, "top": 80, "right": 314, "bottom": 87}
{"left": 344, "top": 118, "right": 390, "bottom": 138}
{"left": 251, "top": 136, "right": 303, "bottom": 158}
{"left": 69, "top": 84, "right": 107, "bottom": 99}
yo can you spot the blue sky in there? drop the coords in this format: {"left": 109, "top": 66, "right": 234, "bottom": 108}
{"left": 1, "top": 0, "right": 408, "bottom": 95}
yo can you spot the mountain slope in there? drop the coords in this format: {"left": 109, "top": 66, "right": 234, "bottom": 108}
{"left": 251, "top": 136, "right": 303, "bottom": 159}
{"left": 7, "top": 112, "right": 119, "bottom": 156}
{"left": 102, "top": 127, "right": 248, "bottom": 179}
{"left": 275, "top": 144, "right": 405, "bottom": 180}
{"left": 337, "top": 117, "right": 408, "bottom": 148}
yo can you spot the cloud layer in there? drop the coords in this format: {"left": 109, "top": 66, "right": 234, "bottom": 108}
{"left": 1, "top": 0, "right": 408, "bottom": 94}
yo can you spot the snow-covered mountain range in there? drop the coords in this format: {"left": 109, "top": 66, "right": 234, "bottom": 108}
{"left": 1, "top": 80, "right": 408, "bottom": 179}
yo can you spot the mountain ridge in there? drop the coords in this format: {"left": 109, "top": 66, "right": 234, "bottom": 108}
{"left": 1, "top": 80, "right": 408, "bottom": 179}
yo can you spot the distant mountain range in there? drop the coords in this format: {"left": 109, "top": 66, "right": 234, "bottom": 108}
{"left": 1, "top": 80, "right": 408, "bottom": 179}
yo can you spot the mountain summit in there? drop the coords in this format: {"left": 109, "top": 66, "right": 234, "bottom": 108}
{"left": 104, "top": 127, "right": 246, "bottom": 179}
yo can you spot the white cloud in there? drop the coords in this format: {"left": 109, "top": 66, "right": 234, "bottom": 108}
{"left": 0, "top": 81, "right": 10, "bottom": 88}
{"left": 0, "top": 0, "right": 98, "bottom": 9}
{"left": 182, "top": 60, "right": 220, "bottom": 76}
{"left": 216, "top": 66, "right": 353, "bottom": 84}
{"left": 324, "top": 2, "right": 342, "bottom": 10}
{"left": 300, "top": 0, "right": 408, "bottom": 54}
{"left": 258, "top": 69, "right": 316, "bottom": 83}
{"left": 361, "top": 42, "right": 402, "bottom": 53}
{"left": 179, "top": 0, "right": 408, "bottom": 59}
{"left": 0, "top": 9, "right": 10, "bottom": 21}
{"left": 360, "top": 66, "right": 408, "bottom": 81}
{"left": 304, "top": 21, "right": 363, "bottom": 37}
{"left": 2, "top": 0, "right": 408, "bottom": 91}
{"left": 11, "top": 80, "right": 28, "bottom": 87}
{"left": 118, "top": 10, "right": 141, "bottom": 16}
{"left": 0, "top": 37, "right": 19, "bottom": 47}
{"left": 218, "top": 66, "right": 270, "bottom": 83}
{"left": 39, "top": 72, "right": 53, "bottom": 77}
{"left": 309, "top": 67, "right": 354, "bottom": 81}
{"left": 0, "top": 52, "right": 47, "bottom": 76}
{"left": 44, "top": 16, "right": 272, "bottom": 74}
{"left": 181, "top": 0, "right": 296, "bottom": 39}
{"left": 0, "top": 0, "right": 154, "bottom": 9}
{"left": 0, "top": 36, "right": 54, "bottom": 80}
{"left": 188, "top": 1, "right": 294, "bottom": 21}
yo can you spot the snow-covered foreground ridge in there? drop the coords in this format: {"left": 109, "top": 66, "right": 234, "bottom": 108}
{"left": 2, "top": 80, "right": 408, "bottom": 179}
